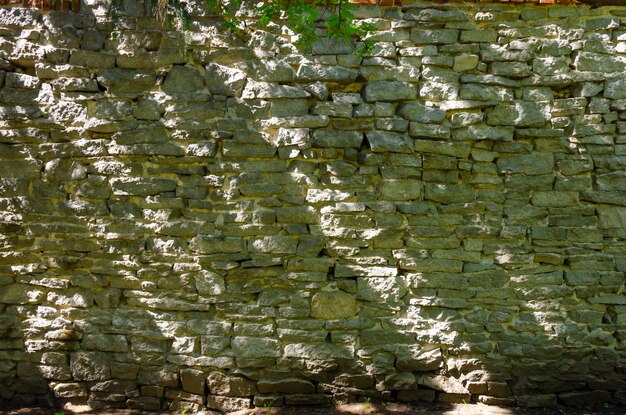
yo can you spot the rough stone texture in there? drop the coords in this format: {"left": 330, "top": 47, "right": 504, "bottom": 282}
{"left": 0, "top": 2, "right": 625, "bottom": 413}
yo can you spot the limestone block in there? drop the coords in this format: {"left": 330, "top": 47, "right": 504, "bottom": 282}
{"left": 604, "top": 76, "right": 626, "bottom": 99}
{"left": 487, "top": 102, "right": 550, "bottom": 127}
{"left": 189, "top": 235, "right": 244, "bottom": 254}
{"left": 70, "top": 352, "right": 110, "bottom": 382}
{"left": 419, "top": 81, "right": 459, "bottom": 100}
{"left": 397, "top": 102, "right": 445, "bottom": 123}
{"left": 111, "top": 177, "right": 177, "bottom": 196}
{"left": 497, "top": 153, "right": 554, "bottom": 175}
{"left": 491, "top": 61, "right": 531, "bottom": 78}
{"left": 52, "top": 383, "right": 87, "bottom": 399}
{"left": 357, "top": 276, "right": 406, "bottom": 303}
{"left": 205, "top": 63, "right": 246, "bottom": 96}
{"left": 363, "top": 81, "right": 417, "bottom": 102}
{"left": 379, "top": 179, "right": 422, "bottom": 201}
{"left": 283, "top": 343, "right": 354, "bottom": 359}
{"left": 410, "top": 123, "right": 451, "bottom": 139}
{"left": 296, "top": 65, "right": 358, "bottom": 83}
{"left": 424, "top": 183, "right": 475, "bottom": 204}
{"left": 360, "top": 66, "right": 420, "bottom": 82}
{"left": 311, "top": 291, "right": 357, "bottom": 319}
{"left": 453, "top": 54, "right": 479, "bottom": 72}
{"left": 531, "top": 191, "right": 579, "bottom": 207}
{"left": 231, "top": 337, "right": 280, "bottom": 358}
{"left": 241, "top": 59, "right": 294, "bottom": 82}
{"left": 194, "top": 270, "right": 226, "bottom": 295}
{"left": 459, "top": 83, "right": 513, "bottom": 101}
{"left": 460, "top": 30, "right": 497, "bottom": 43}
{"left": 366, "top": 131, "right": 413, "bottom": 153}
{"left": 0, "top": 7, "right": 39, "bottom": 27}
{"left": 360, "top": 329, "right": 414, "bottom": 346}
{"left": 96, "top": 69, "right": 157, "bottom": 95}
{"left": 0, "top": 160, "right": 42, "bottom": 179}
{"left": 574, "top": 52, "right": 626, "bottom": 72}
{"left": 384, "top": 372, "right": 417, "bottom": 390}
{"left": 83, "top": 334, "right": 128, "bottom": 352}
{"left": 598, "top": 206, "right": 626, "bottom": 229}
{"left": 162, "top": 65, "right": 205, "bottom": 94}
{"left": 207, "top": 372, "right": 256, "bottom": 396}
{"left": 596, "top": 171, "right": 626, "bottom": 191}
{"left": 313, "top": 130, "right": 363, "bottom": 148}
{"left": 258, "top": 378, "right": 315, "bottom": 394}
{"left": 411, "top": 29, "right": 459, "bottom": 44}
{"left": 418, "top": 375, "right": 469, "bottom": 395}
{"left": 396, "top": 347, "right": 443, "bottom": 372}
{"left": 306, "top": 188, "right": 352, "bottom": 203}
{"left": 311, "top": 38, "right": 354, "bottom": 55}
{"left": 248, "top": 235, "right": 297, "bottom": 254}
{"left": 200, "top": 336, "right": 230, "bottom": 355}
{"left": 206, "top": 395, "right": 251, "bottom": 412}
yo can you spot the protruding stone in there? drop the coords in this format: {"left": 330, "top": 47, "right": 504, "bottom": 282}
{"left": 311, "top": 291, "right": 357, "bottom": 319}
{"left": 206, "top": 63, "right": 246, "bottom": 96}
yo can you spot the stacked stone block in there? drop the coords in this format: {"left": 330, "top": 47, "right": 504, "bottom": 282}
{"left": 0, "top": 1, "right": 625, "bottom": 411}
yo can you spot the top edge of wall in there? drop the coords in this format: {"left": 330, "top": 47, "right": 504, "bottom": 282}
{"left": 0, "top": 0, "right": 611, "bottom": 11}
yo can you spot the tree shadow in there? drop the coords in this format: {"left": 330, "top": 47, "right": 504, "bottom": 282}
{"left": 0, "top": 1, "right": 625, "bottom": 414}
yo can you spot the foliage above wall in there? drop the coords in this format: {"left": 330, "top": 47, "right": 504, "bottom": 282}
{"left": 109, "top": 0, "right": 375, "bottom": 53}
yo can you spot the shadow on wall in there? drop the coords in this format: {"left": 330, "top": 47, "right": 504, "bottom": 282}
{"left": 1, "top": 1, "right": 626, "bottom": 413}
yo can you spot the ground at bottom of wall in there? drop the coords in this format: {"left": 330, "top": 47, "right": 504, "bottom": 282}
{"left": 2, "top": 402, "right": 624, "bottom": 415}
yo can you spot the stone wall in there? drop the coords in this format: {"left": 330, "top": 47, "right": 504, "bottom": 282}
{"left": 0, "top": 0, "right": 625, "bottom": 411}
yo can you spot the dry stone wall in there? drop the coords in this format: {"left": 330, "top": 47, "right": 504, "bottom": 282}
{"left": 0, "top": 1, "right": 625, "bottom": 411}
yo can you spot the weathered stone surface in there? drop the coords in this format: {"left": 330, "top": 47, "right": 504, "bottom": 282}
{"left": 296, "top": 65, "right": 358, "bottom": 83}
{"left": 366, "top": 131, "right": 413, "bottom": 153}
{"left": 1, "top": 5, "right": 626, "bottom": 411}
{"left": 195, "top": 270, "right": 226, "bottom": 295}
{"left": 487, "top": 102, "right": 550, "bottom": 127}
{"left": 162, "top": 65, "right": 205, "bottom": 94}
{"left": 231, "top": 337, "right": 280, "bottom": 358}
{"left": 206, "top": 395, "right": 251, "bottom": 412}
{"left": 597, "top": 206, "right": 626, "bottom": 229}
{"left": 363, "top": 82, "right": 417, "bottom": 102}
{"left": 497, "top": 153, "right": 554, "bottom": 175}
{"left": 70, "top": 352, "right": 110, "bottom": 382}
{"left": 0, "top": 284, "right": 45, "bottom": 304}
{"left": 357, "top": 276, "right": 407, "bottom": 303}
{"left": 397, "top": 103, "right": 445, "bottom": 123}
{"left": 206, "top": 63, "right": 246, "bottom": 96}
{"left": 311, "top": 291, "right": 357, "bottom": 319}
{"left": 207, "top": 372, "right": 255, "bottom": 396}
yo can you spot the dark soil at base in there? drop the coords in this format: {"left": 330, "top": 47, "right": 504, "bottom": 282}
{"left": 1, "top": 402, "right": 625, "bottom": 415}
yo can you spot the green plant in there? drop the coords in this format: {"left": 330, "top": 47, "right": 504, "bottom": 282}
{"left": 54, "top": 412, "right": 65, "bottom": 415}
{"left": 179, "top": 404, "right": 189, "bottom": 415}
{"left": 263, "top": 401, "right": 273, "bottom": 415}
{"left": 109, "top": 0, "right": 374, "bottom": 54}
{"left": 363, "top": 396, "right": 372, "bottom": 410}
